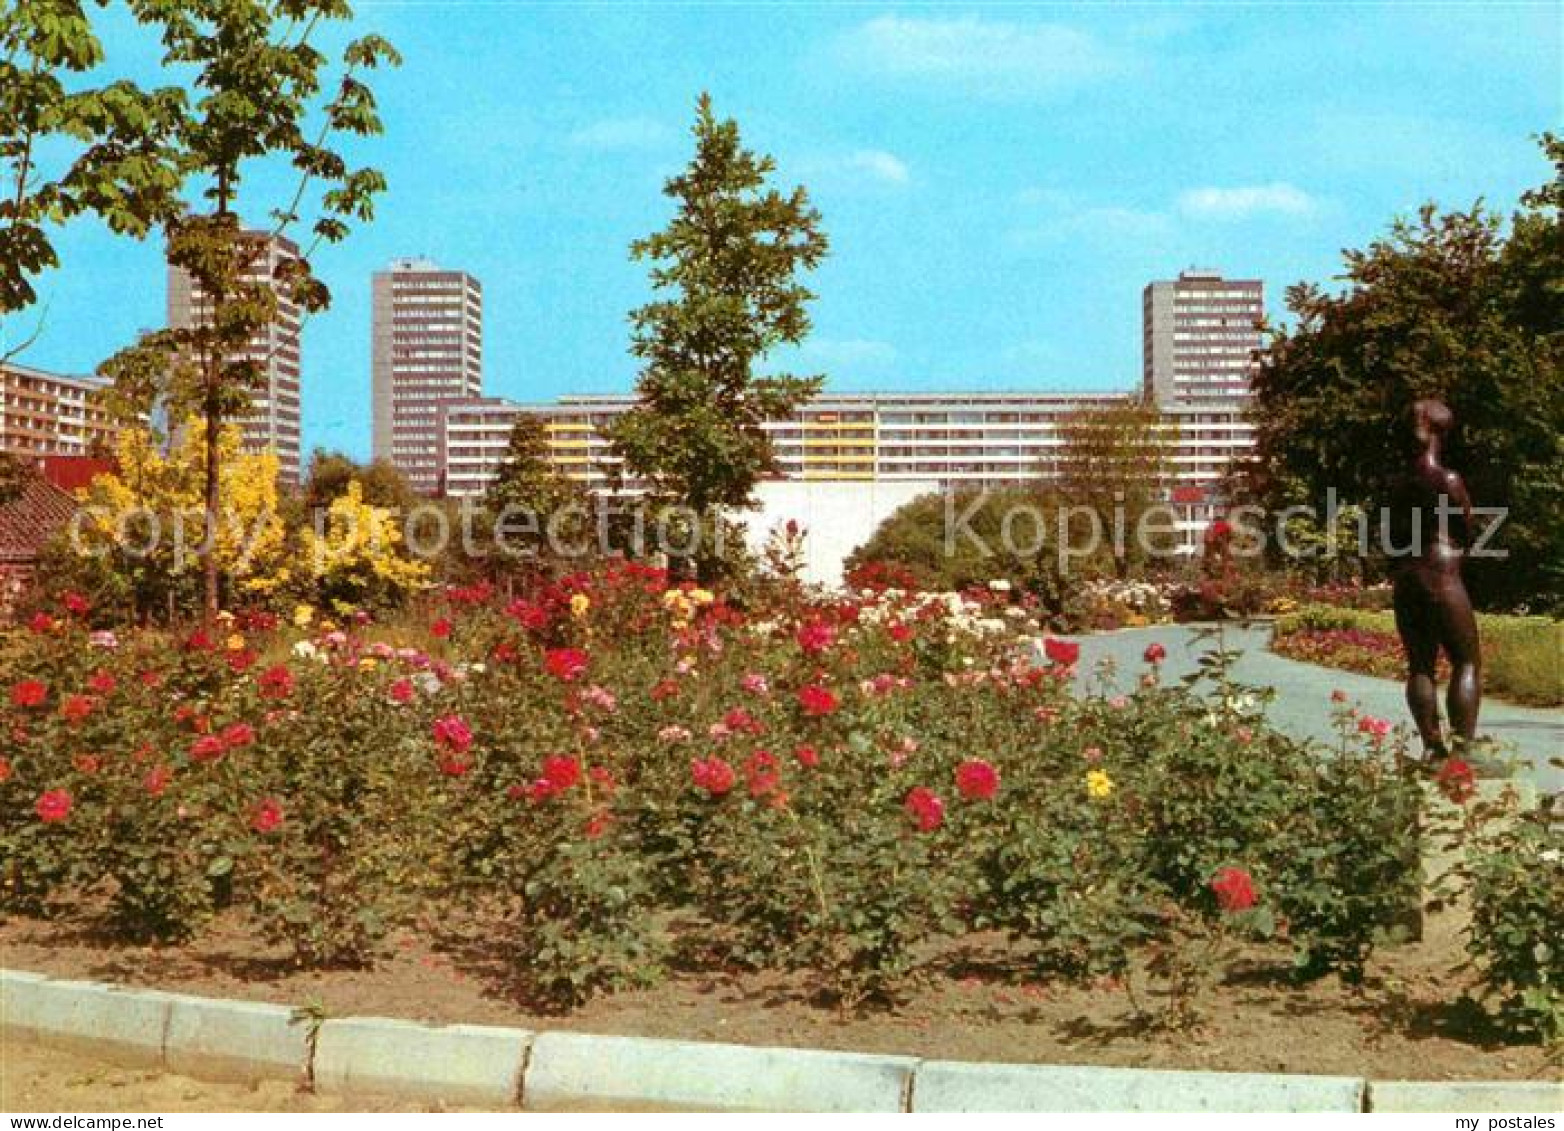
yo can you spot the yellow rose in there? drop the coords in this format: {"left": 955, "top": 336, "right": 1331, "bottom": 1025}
{"left": 358, "top": 657, "right": 378, "bottom": 672}
{"left": 225, "top": 633, "right": 246, "bottom": 652}
{"left": 293, "top": 604, "right": 314, "bottom": 628}
{"left": 570, "top": 593, "right": 592, "bottom": 618}
{"left": 689, "top": 588, "right": 715, "bottom": 606}
{"left": 1085, "top": 769, "right": 1114, "bottom": 799}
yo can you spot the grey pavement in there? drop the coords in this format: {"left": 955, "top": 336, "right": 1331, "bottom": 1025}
{"left": 1051, "top": 622, "right": 1561, "bottom": 797}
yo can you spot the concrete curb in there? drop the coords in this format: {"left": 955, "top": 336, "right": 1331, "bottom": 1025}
{"left": 4, "top": 969, "right": 1560, "bottom": 1112}
{"left": 1367, "top": 1080, "right": 1564, "bottom": 1114}
{"left": 911, "top": 1060, "right": 1365, "bottom": 1113}
{"left": 314, "top": 1016, "right": 532, "bottom": 1106}
{"left": 522, "top": 1031, "right": 915, "bottom": 1112}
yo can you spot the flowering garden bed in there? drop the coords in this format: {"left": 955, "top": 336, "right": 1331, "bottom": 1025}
{"left": 1272, "top": 605, "right": 1564, "bottom": 706}
{"left": 3, "top": 568, "right": 1560, "bottom": 1060}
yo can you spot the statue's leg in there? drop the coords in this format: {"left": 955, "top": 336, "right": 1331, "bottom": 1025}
{"left": 1435, "top": 576, "right": 1482, "bottom": 747}
{"left": 1393, "top": 575, "right": 1444, "bottom": 758}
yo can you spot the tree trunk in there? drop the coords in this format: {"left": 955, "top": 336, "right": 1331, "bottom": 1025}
{"left": 203, "top": 381, "right": 221, "bottom": 626}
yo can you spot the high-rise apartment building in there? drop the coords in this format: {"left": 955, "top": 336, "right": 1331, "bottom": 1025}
{"left": 167, "top": 230, "right": 303, "bottom": 484}
{"left": 1, "top": 361, "right": 124, "bottom": 458}
{"left": 372, "top": 258, "right": 483, "bottom": 494}
{"left": 1142, "top": 268, "right": 1264, "bottom": 407}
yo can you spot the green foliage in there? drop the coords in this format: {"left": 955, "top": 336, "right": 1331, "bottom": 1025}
{"left": 1039, "top": 398, "right": 1178, "bottom": 579}
{"left": 304, "top": 449, "right": 417, "bottom": 513}
{"left": 1275, "top": 604, "right": 1564, "bottom": 706}
{"left": 1462, "top": 799, "right": 1564, "bottom": 1045}
{"left": 607, "top": 93, "right": 829, "bottom": 548}
{"left": 845, "top": 487, "right": 1068, "bottom": 600}
{"left": 1, "top": 0, "right": 184, "bottom": 325}
{"left": 98, "top": 1, "right": 400, "bottom": 620}
{"left": 479, "top": 414, "right": 592, "bottom": 567}
{"left": 1249, "top": 134, "right": 1564, "bottom": 613}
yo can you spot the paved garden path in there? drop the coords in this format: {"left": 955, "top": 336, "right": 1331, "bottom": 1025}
{"left": 1053, "top": 622, "right": 1562, "bottom": 797}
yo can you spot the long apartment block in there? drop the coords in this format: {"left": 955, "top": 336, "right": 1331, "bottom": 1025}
{"left": 1, "top": 361, "right": 124, "bottom": 459}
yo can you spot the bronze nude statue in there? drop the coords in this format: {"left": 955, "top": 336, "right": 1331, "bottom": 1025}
{"left": 1388, "top": 398, "right": 1481, "bottom": 760}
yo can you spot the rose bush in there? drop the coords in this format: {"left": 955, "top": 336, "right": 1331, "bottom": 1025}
{"left": 0, "top": 564, "right": 1505, "bottom": 1030}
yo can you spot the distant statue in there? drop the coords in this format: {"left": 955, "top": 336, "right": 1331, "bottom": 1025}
{"left": 1388, "top": 398, "right": 1481, "bottom": 759}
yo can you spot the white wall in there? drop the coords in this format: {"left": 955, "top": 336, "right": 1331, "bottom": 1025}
{"left": 738, "top": 479, "right": 942, "bottom": 588}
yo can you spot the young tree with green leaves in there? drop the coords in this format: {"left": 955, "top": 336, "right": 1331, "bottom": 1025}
{"left": 2, "top": 0, "right": 185, "bottom": 352}
{"left": 1039, "top": 397, "right": 1176, "bottom": 579}
{"left": 607, "top": 93, "right": 828, "bottom": 578}
{"left": 481, "top": 413, "right": 590, "bottom": 565}
{"left": 99, "top": 0, "right": 399, "bottom": 623}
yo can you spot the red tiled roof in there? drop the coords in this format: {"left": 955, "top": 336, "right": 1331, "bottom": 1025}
{"left": 0, "top": 472, "right": 78, "bottom": 564}
{"left": 41, "top": 455, "right": 115, "bottom": 494}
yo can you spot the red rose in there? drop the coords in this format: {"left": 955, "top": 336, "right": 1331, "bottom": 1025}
{"left": 60, "top": 694, "right": 95, "bottom": 723}
{"left": 539, "top": 755, "right": 581, "bottom": 795}
{"left": 250, "top": 797, "right": 284, "bottom": 834}
{"left": 797, "top": 684, "right": 839, "bottom": 717}
{"left": 690, "top": 755, "right": 736, "bottom": 797}
{"left": 185, "top": 628, "right": 213, "bottom": 651}
{"left": 29, "top": 612, "right": 55, "bottom": 634}
{"left": 143, "top": 765, "right": 172, "bottom": 797}
{"left": 794, "top": 744, "right": 820, "bottom": 769}
{"left": 221, "top": 722, "right": 256, "bottom": 749}
{"left": 432, "top": 714, "right": 474, "bottom": 754}
{"left": 62, "top": 591, "right": 90, "bottom": 616}
{"left": 10, "top": 680, "right": 47, "bottom": 709}
{"left": 544, "top": 648, "right": 589, "bottom": 682}
{"left": 723, "top": 706, "right": 764, "bottom": 735}
{"left": 431, "top": 617, "right": 453, "bottom": 639}
{"left": 227, "top": 649, "right": 258, "bottom": 674}
{"left": 1435, "top": 758, "right": 1477, "bottom": 804}
{"left": 1143, "top": 642, "right": 1166, "bottom": 664}
{"left": 887, "top": 622, "right": 914, "bottom": 644}
{"left": 1044, "top": 637, "right": 1081, "bottom": 666}
{"left": 954, "top": 758, "right": 1000, "bottom": 801}
{"left": 87, "top": 671, "right": 117, "bottom": 695}
{"left": 795, "top": 618, "right": 836, "bottom": 656}
{"left": 438, "top": 752, "right": 473, "bottom": 777}
{"left": 584, "top": 811, "right": 613, "bottom": 840}
{"left": 1210, "top": 866, "right": 1257, "bottom": 912}
{"left": 257, "top": 664, "right": 295, "bottom": 700}
{"left": 904, "top": 786, "right": 945, "bottom": 832}
{"left": 388, "top": 677, "right": 415, "bottom": 704}
{"left": 506, "top": 599, "right": 550, "bottom": 631}
{"left": 72, "top": 753, "right": 100, "bottom": 774}
{"left": 189, "top": 734, "right": 226, "bottom": 763}
{"left": 651, "top": 678, "right": 681, "bottom": 701}
{"left": 590, "top": 765, "right": 617, "bottom": 796}
{"left": 35, "top": 788, "right": 72, "bottom": 823}
{"left": 0, "top": 756, "right": 10, "bottom": 783}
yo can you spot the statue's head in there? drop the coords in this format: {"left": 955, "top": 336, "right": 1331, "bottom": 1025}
{"left": 1412, "top": 398, "right": 1453, "bottom": 448}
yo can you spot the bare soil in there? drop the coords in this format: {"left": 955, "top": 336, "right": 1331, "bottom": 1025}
{"left": 0, "top": 1038, "right": 462, "bottom": 1113}
{"left": 1, "top": 903, "right": 1557, "bottom": 1085}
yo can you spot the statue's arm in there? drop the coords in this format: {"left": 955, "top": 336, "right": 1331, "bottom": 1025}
{"left": 1446, "top": 471, "right": 1475, "bottom": 548}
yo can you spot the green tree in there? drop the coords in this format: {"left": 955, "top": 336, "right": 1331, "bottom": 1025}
{"left": 1249, "top": 134, "right": 1564, "bottom": 612}
{"left": 304, "top": 448, "right": 416, "bottom": 513}
{"left": 99, "top": 0, "right": 400, "bottom": 624}
{"left": 1039, "top": 397, "right": 1176, "bottom": 579}
{"left": 607, "top": 93, "right": 828, "bottom": 577}
{"left": 481, "top": 413, "right": 590, "bottom": 565}
{"left": 1, "top": 0, "right": 184, "bottom": 350}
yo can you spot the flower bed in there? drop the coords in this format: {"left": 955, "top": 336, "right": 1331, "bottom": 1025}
{"left": 1272, "top": 605, "right": 1564, "bottom": 706}
{"left": 2, "top": 571, "right": 1557, "bottom": 1042}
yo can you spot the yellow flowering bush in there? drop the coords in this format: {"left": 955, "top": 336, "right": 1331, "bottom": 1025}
{"left": 298, "top": 480, "right": 430, "bottom": 611}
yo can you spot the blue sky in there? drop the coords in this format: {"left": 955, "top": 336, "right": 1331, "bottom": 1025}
{"left": 7, "top": 1, "right": 1559, "bottom": 459}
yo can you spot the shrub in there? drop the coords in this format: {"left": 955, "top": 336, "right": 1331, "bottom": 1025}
{"left": 1462, "top": 797, "right": 1564, "bottom": 1044}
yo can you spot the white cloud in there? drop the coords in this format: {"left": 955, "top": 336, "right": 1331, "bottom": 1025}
{"left": 834, "top": 15, "right": 1121, "bottom": 96}
{"left": 1177, "top": 183, "right": 1318, "bottom": 220}
{"left": 566, "top": 116, "right": 671, "bottom": 152}
{"left": 794, "top": 148, "right": 912, "bottom": 193}
{"left": 843, "top": 149, "right": 910, "bottom": 186}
